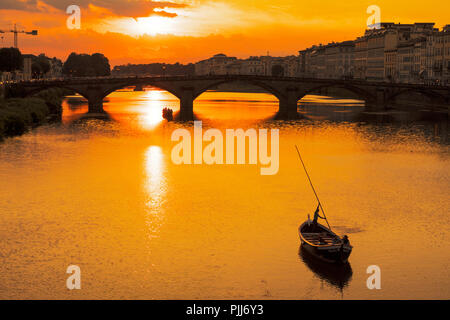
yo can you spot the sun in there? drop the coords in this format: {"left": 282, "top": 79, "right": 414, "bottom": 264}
{"left": 134, "top": 16, "right": 177, "bottom": 35}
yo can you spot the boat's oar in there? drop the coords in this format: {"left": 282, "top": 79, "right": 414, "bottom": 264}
{"left": 295, "top": 145, "right": 332, "bottom": 231}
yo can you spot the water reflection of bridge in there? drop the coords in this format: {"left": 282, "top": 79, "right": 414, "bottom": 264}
{"left": 8, "top": 75, "right": 450, "bottom": 120}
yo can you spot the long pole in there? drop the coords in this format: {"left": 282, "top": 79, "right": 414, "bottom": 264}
{"left": 295, "top": 145, "right": 332, "bottom": 230}
{"left": 14, "top": 24, "right": 18, "bottom": 48}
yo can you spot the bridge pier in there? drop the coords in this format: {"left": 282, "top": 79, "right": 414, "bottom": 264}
{"left": 83, "top": 87, "right": 107, "bottom": 113}
{"left": 178, "top": 87, "right": 195, "bottom": 120}
{"left": 88, "top": 97, "right": 105, "bottom": 113}
{"left": 277, "top": 99, "right": 299, "bottom": 119}
{"left": 365, "top": 89, "right": 387, "bottom": 112}
{"left": 276, "top": 88, "right": 301, "bottom": 119}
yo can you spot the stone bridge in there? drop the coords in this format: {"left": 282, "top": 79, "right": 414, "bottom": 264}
{"left": 7, "top": 75, "right": 450, "bottom": 119}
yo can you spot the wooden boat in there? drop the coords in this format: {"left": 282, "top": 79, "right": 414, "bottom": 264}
{"left": 295, "top": 145, "right": 353, "bottom": 264}
{"left": 299, "top": 218, "right": 352, "bottom": 263}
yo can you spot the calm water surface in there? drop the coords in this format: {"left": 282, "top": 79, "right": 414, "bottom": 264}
{"left": 0, "top": 89, "right": 449, "bottom": 299}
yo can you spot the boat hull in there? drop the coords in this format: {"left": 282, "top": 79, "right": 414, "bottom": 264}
{"left": 300, "top": 240, "right": 352, "bottom": 263}
{"left": 298, "top": 222, "right": 352, "bottom": 264}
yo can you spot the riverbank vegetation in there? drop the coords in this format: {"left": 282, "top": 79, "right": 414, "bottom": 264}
{"left": 0, "top": 88, "right": 65, "bottom": 140}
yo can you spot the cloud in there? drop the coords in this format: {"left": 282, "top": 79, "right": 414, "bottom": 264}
{"left": 32, "top": 19, "right": 61, "bottom": 28}
{"left": 15, "top": 23, "right": 358, "bottom": 67}
{"left": 0, "top": 0, "right": 189, "bottom": 18}
{"left": 152, "top": 10, "right": 178, "bottom": 18}
{"left": 41, "top": 0, "right": 188, "bottom": 18}
{"left": 5, "top": 0, "right": 447, "bottom": 67}
{"left": 0, "top": 0, "right": 38, "bottom": 11}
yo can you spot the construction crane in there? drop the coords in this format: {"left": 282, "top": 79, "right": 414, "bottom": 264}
{"left": 0, "top": 24, "right": 38, "bottom": 49}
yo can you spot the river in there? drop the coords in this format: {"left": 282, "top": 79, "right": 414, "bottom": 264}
{"left": 0, "top": 89, "right": 449, "bottom": 299}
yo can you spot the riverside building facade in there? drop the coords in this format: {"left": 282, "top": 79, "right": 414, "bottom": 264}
{"left": 194, "top": 23, "right": 449, "bottom": 85}
{"left": 194, "top": 54, "right": 299, "bottom": 77}
{"left": 298, "top": 22, "right": 450, "bottom": 84}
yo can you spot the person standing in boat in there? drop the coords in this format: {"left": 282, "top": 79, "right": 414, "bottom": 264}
{"left": 342, "top": 235, "right": 350, "bottom": 245}
{"left": 312, "top": 205, "right": 321, "bottom": 228}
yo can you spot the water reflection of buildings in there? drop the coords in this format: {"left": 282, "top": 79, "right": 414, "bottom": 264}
{"left": 299, "top": 97, "right": 449, "bottom": 145}
{"left": 299, "top": 246, "right": 353, "bottom": 292}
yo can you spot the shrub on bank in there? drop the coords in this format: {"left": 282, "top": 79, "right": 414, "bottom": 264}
{"left": 0, "top": 98, "right": 50, "bottom": 137}
{"left": 34, "top": 88, "right": 65, "bottom": 115}
{"left": 0, "top": 87, "right": 66, "bottom": 139}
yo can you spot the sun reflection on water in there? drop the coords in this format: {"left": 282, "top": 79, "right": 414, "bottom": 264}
{"left": 144, "top": 146, "right": 167, "bottom": 237}
{"left": 145, "top": 145, "right": 166, "bottom": 210}
{"left": 140, "top": 90, "right": 166, "bottom": 128}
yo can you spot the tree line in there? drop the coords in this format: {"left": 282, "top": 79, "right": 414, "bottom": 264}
{"left": 112, "top": 63, "right": 195, "bottom": 76}
{"left": 0, "top": 48, "right": 57, "bottom": 78}
{"left": 0, "top": 48, "right": 111, "bottom": 78}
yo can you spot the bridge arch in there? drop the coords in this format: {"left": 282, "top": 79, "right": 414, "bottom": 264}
{"left": 14, "top": 84, "right": 90, "bottom": 101}
{"left": 192, "top": 78, "right": 284, "bottom": 100}
{"left": 385, "top": 88, "right": 447, "bottom": 106}
{"left": 100, "top": 80, "right": 181, "bottom": 100}
{"left": 188, "top": 79, "right": 285, "bottom": 119}
{"left": 300, "top": 83, "right": 375, "bottom": 103}
{"left": 181, "top": 77, "right": 296, "bottom": 120}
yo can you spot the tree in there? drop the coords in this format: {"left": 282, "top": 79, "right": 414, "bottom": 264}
{"left": 91, "top": 53, "right": 111, "bottom": 76}
{"left": 0, "top": 47, "right": 23, "bottom": 72}
{"left": 63, "top": 52, "right": 111, "bottom": 77}
{"left": 31, "top": 54, "right": 51, "bottom": 78}
{"left": 63, "top": 53, "right": 87, "bottom": 77}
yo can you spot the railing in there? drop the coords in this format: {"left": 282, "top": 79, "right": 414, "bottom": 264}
{"left": 3, "top": 74, "right": 449, "bottom": 89}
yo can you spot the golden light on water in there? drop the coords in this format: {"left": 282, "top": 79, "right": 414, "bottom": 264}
{"left": 145, "top": 145, "right": 165, "bottom": 200}
{"left": 0, "top": 0, "right": 449, "bottom": 302}
{"left": 140, "top": 90, "right": 166, "bottom": 128}
{"left": 0, "top": 91, "right": 448, "bottom": 299}
{"left": 144, "top": 145, "right": 166, "bottom": 236}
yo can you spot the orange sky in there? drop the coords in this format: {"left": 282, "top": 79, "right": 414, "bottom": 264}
{"left": 0, "top": 0, "right": 448, "bottom": 66}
